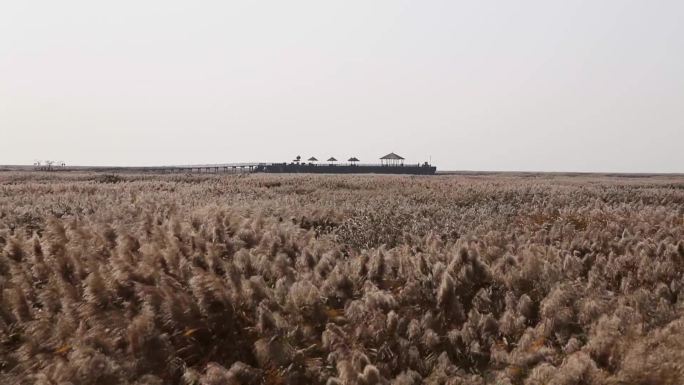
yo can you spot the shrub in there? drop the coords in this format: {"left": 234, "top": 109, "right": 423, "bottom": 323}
{"left": 0, "top": 172, "right": 682, "bottom": 384}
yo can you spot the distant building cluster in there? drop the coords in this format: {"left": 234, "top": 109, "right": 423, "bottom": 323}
{"left": 33, "top": 160, "right": 66, "bottom": 171}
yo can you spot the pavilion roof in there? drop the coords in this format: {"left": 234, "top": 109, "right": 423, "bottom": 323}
{"left": 380, "top": 152, "right": 404, "bottom": 160}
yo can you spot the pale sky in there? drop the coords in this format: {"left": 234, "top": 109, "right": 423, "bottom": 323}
{"left": 1, "top": 1, "right": 683, "bottom": 172}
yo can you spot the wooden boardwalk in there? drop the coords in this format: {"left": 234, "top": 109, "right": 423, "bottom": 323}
{"left": 36, "top": 163, "right": 266, "bottom": 174}
{"left": 28, "top": 162, "right": 437, "bottom": 175}
{"left": 159, "top": 163, "right": 262, "bottom": 174}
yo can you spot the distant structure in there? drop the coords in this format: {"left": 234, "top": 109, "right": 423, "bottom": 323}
{"left": 33, "top": 159, "right": 66, "bottom": 171}
{"left": 380, "top": 152, "right": 404, "bottom": 166}
{"left": 46, "top": 152, "right": 434, "bottom": 175}
{"left": 256, "top": 152, "right": 436, "bottom": 175}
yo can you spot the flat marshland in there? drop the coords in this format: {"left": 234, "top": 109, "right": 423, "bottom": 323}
{"left": 0, "top": 172, "right": 683, "bottom": 385}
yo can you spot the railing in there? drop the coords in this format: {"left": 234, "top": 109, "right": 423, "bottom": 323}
{"left": 280, "top": 163, "right": 430, "bottom": 167}
{"left": 134, "top": 162, "right": 431, "bottom": 169}
{"left": 47, "top": 162, "right": 434, "bottom": 174}
{"left": 170, "top": 162, "right": 265, "bottom": 168}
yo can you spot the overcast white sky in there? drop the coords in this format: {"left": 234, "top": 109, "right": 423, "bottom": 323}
{"left": 1, "top": 1, "right": 683, "bottom": 172}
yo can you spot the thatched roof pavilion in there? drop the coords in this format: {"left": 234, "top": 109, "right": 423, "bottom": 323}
{"left": 380, "top": 152, "right": 404, "bottom": 166}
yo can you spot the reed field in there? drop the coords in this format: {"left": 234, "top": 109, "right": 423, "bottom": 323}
{"left": 0, "top": 171, "right": 683, "bottom": 385}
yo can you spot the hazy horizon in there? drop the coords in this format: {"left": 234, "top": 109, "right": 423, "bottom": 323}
{"left": 2, "top": 1, "right": 683, "bottom": 173}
